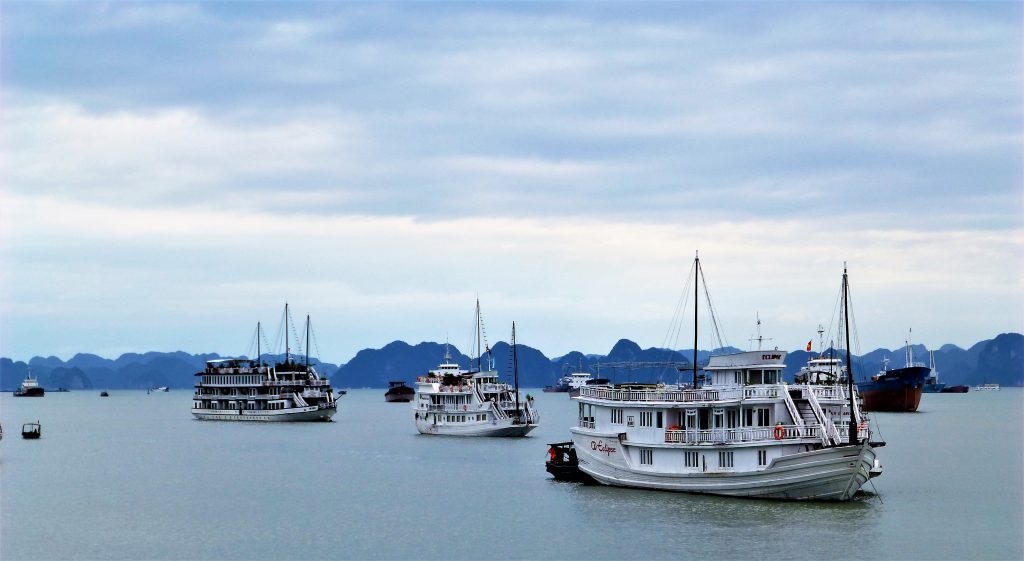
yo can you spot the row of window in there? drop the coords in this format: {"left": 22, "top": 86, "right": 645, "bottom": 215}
{"left": 636, "top": 449, "right": 770, "bottom": 469}
{"left": 199, "top": 375, "right": 265, "bottom": 385}
{"left": 442, "top": 414, "right": 488, "bottom": 423}
{"left": 604, "top": 407, "right": 771, "bottom": 429}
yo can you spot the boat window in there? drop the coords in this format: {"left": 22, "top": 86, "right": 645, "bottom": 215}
{"left": 656, "top": 411, "right": 663, "bottom": 429}
{"left": 640, "top": 448, "right": 653, "bottom": 466}
{"left": 719, "top": 451, "right": 734, "bottom": 468}
{"left": 684, "top": 451, "right": 699, "bottom": 468}
{"left": 758, "top": 449, "right": 768, "bottom": 466}
{"left": 639, "top": 411, "right": 653, "bottom": 427}
{"left": 611, "top": 408, "right": 623, "bottom": 424}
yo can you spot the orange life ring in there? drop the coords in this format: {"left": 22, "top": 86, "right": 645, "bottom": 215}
{"left": 773, "top": 425, "right": 785, "bottom": 440}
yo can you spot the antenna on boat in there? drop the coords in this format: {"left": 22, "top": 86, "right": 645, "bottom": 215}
{"left": 693, "top": 251, "right": 699, "bottom": 389}
{"left": 842, "top": 263, "right": 857, "bottom": 446}
{"left": 749, "top": 313, "right": 772, "bottom": 351}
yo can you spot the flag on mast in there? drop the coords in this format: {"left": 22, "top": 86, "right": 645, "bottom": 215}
{"left": 806, "top": 340, "right": 812, "bottom": 352}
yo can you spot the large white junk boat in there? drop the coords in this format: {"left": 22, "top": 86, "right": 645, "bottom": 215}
{"left": 413, "top": 305, "right": 538, "bottom": 437}
{"left": 192, "top": 305, "right": 340, "bottom": 422}
{"left": 569, "top": 257, "right": 882, "bottom": 501}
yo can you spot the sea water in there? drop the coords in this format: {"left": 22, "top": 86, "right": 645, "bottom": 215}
{"left": 1, "top": 389, "right": 1021, "bottom": 560}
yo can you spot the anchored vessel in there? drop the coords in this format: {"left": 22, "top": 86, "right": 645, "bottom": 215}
{"left": 14, "top": 373, "right": 45, "bottom": 397}
{"left": 413, "top": 305, "right": 538, "bottom": 437}
{"left": 857, "top": 333, "right": 929, "bottom": 412}
{"left": 922, "top": 351, "right": 946, "bottom": 393}
{"left": 973, "top": 383, "right": 1000, "bottom": 391}
{"left": 385, "top": 381, "right": 415, "bottom": 402}
{"left": 192, "top": 306, "right": 340, "bottom": 422}
{"left": 568, "top": 257, "right": 880, "bottom": 501}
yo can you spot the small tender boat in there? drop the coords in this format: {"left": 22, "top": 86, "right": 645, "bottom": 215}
{"left": 384, "top": 381, "right": 415, "bottom": 402}
{"left": 941, "top": 385, "right": 969, "bottom": 393}
{"left": 545, "top": 441, "right": 596, "bottom": 483}
{"left": 22, "top": 422, "right": 41, "bottom": 439}
{"left": 100, "top": 391, "right": 109, "bottom": 397}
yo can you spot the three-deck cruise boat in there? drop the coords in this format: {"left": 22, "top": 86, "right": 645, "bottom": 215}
{"left": 565, "top": 257, "right": 881, "bottom": 501}
{"left": 192, "top": 306, "right": 341, "bottom": 422}
{"left": 413, "top": 305, "right": 538, "bottom": 437}
{"left": 14, "top": 373, "right": 45, "bottom": 397}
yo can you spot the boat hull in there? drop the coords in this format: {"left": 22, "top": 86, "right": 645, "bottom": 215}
{"left": 922, "top": 383, "right": 946, "bottom": 393}
{"left": 857, "top": 366, "right": 928, "bottom": 412}
{"left": 941, "top": 385, "right": 969, "bottom": 393}
{"left": 14, "top": 388, "right": 45, "bottom": 397}
{"left": 415, "top": 417, "right": 536, "bottom": 437}
{"left": 192, "top": 405, "right": 336, "bottom": 422}
{"left": 571, "top": 429, "right": 875, "bottom": 501}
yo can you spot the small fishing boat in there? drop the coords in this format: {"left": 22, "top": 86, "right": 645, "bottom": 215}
{"left": 384, "top": 381, "right": 415, "bottom": 402}
{"left": 22, "top": 422, "right": 41, "bottom": 439}
{"left": 545, "top": 441, "right": 596, "bottom": 483}
{"left": 941, "top": 385, "right": 969, "bottom": 393}
{"left": 100, "top": 391, "right": 109, "bottom": 397}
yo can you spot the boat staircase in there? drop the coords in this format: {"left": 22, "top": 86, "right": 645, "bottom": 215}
{"left": 292, "top": 393, "right": 309, "bottom": 408}
{"left": 786, "top": 387, "right": 842, "bottom": 447}
{"left": 475, "top": 383, "right": 508, "bottom": 420}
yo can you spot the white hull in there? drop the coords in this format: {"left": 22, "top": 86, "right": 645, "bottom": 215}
{"left": 415, "top": 416, "right": 536, "bottom": 437}
{"left": 193, "top": 405, "right": 336, "bottom": 422}
{"left": 571, "top": 429, "right": 875, "bottom": 501}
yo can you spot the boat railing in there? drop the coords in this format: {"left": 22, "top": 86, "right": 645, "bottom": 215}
{"left": 579, "top": 419, "right": 596, "bottom": 429}
{"left": 664, "top": 424, "right": 820, "bottom": 444}
{"left": 579, "top": 386, "right": 741, "bottom": 402}
{"left": 803, "top": 387, "right": 840, "bottom": 446}
{"left": 806, "top": 385, "right": 847, "bottom": 401}
{"left": 836, "top": 423, "right": 870, "bottom": 442}
{"left": 742, "top": 386, "right": 780, "bottom": 399}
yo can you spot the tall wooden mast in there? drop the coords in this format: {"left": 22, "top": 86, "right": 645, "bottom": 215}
{"left": 693, "top": 252, "right": 699, "bottom": 388}
{"left": 512, "top": 322, "right": 520, "bottom": 419}
{"left": 843, "top": 264, "right": 857, "bottom": 445}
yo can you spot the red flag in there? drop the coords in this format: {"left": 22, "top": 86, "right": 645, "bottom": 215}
{"left": 806, "top": 340, "right": 812, "bottom": 352}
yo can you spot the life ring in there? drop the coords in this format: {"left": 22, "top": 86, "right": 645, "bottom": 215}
{"left": 667, "top": 425, "right": 681, "bottom": 431}
{"left": 773, "top": 425, "right": 785, "bottom": 440}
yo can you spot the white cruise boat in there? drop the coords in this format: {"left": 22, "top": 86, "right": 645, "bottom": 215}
{"left": 973, "top": 383, "right": 1000, "bottom": 391}
{"left": 568, "top": 257, "right": 881, "bottom": 501}
{"left": 413, "top": 307, "right": 538, "bottom": 437}
{"left": 192, "top": 306, "right": 340, "bottom": 422}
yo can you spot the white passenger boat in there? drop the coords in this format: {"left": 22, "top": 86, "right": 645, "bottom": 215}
{"left": 413, "top": 305, "right": 538, "bottom": 437}
{"left": 192, "top": 305, "right": 341, "bottom": 422}
{"left": 569, "top": 257, "right": 881, "bottom": 501}
{"left": 973, "top": 383, "right": 1000, "bottom": 391}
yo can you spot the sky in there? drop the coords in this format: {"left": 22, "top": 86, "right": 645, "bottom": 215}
{"left": 1, "top": 1, "right": 1021, "bottom": 363}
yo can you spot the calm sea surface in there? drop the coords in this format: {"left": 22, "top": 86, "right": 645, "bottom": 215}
{"left": 1, "top": 389, "right": 1021, "bottom": 560}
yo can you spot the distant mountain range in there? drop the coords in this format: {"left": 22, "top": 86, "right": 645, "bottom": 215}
{"left": 2, "top": 333, "right": 1021, "bottom": 391}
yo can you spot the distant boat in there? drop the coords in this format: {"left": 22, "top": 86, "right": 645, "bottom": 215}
{"left": 151, "top": 386, "right": 170, "bottom": 393}
{"left": 857, "top": 330, "right": 928, "bottom": 412}
{"left": 14, "top": 373, "right": 45, "bottom": 397}
{"left": 941, "top": 385, "right": 969, "bottom": 393}
{"left": 384, "top": 381, "right": 415, "bottom": 402}
{"left": 21, "top": 421, "right": 41, "bottom": 439}
{"left": 922, "top": 351, "right": 946, "bottom": 393}
{"left": 973, "top": 383, "right": 1000, "bottom": 391}
{"left": 100, "top": 391, "right": 110, "bottom": 397}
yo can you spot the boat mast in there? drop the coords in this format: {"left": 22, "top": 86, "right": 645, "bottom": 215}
{"left": 257, "top": 321, "right": 262, "bottom": 367}
{"left": 476, "top": 298, "right": 482, "bottom": 372}
{"left": 285, "top": 302, "right": 291, "bottom": 364}
{"left": 305, "top": 314, "right": 310, "bottom": 371}
{"left": 843, "top": 264, "right": 857, "bottom": 446}
{"left": 512, "top": 322, "right": 520, "bottom": 419}
{"left": 693, "top": 251, "right": 699, "bottom": 388}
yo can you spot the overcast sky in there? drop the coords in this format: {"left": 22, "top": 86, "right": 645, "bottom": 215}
{"left": 1, "top": 1, "right": 1021, "bottom": 362}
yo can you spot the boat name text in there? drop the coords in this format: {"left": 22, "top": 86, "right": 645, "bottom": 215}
{"left": 591, "top": 440, "right": 617, "bottom": 455}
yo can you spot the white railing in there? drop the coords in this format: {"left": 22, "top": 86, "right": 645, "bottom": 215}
{"left": 579, "top": 386, "right": 741, "bottom": 402}
{"left": 579, "top": 419, "right": 596, "bottom": 429}
{"left": 807, "top": 385, "right": 847, "bottom": 401}
{"left": 664, "top": 424, "right": 819, "bottom": 444}
{"left": 742, "top": 386, "right": 781, "bottom": 399}
{"left": 836, "top": 423, "right": 870, "bottom": 442}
